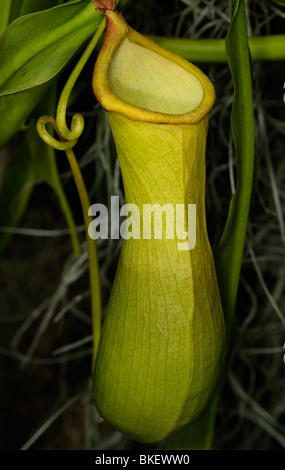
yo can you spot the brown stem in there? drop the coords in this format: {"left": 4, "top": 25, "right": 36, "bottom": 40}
{"left": 92, "top": 0, "right": 116, "bottom": 14}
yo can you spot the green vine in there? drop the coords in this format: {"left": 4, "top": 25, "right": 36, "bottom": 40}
{"left": 151, "top": 34, "right": 285, "bottom": 63}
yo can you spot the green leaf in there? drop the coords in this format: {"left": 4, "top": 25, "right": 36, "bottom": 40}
{"left": 165, "top": 0, "right": 256, "bottom": 450}
{"left": 0, "top": 82, "right": 51, "bottom": 150}
{"left": 0, "top": 1, "right": 13, "bottom": 36}
{"left": 2, "top": 0, "right": 63, "bottom": 28}
{"left": 5, "top": 1, "right": 24, "bottom": 24}
{"left": 0, "top": 3, "right": 69, "bottom": 147}
{"left": 0, "top": 0, "right": 130, "bottom": 149}
{"left": 0, "top": 0, "right": 99, "bottom": 149}
{"left": 0, "top": 0, "right": 102, "bottom": 96}
{"left": 19, "top": 0, "right": 64, "bottom": 17}
{"left": 0, "top": 141, "right": 34, "bottom": 252}
{"left": 214, "top": 0, "right": 255, "bottom": 336}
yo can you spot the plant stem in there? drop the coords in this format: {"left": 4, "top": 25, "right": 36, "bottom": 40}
{"left": 55, "top": 21, "right": 107, "bottom": 365}
{"left": 53, "top": 182, "right": 81, "bottom": 257}
{"left": 57, "top": 18, "right": 107, "bottom": 142}
{"left": 150, "top": 34, "right": 285, "bottom": 63}
{"left": 65, "top": 148, "right": 101, "bottom": 364}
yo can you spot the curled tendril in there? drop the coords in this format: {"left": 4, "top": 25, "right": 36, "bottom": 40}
{"left": 57, "top": 112, "right": 85, "bottom": 143}
{"left": 36, "top": 115, "right": 79, "bottom": 150}
{"left": 37, "top": 63, "right": 86, "bottom": 148}
{"left": 37, "top": 17, "right": 106, "bottom": 151}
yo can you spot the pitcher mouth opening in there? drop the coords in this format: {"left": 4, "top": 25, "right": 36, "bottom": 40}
{"left": 92, "top": 11, "right": 216, "bottom": 125}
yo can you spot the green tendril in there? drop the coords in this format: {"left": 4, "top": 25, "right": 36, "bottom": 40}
{"left": 37, "top": 18, "right": 107, "bottom": 366}
{"left": 36, "top": 115, "right": 77, "bottom": 150}
{"left": 37, "top": 18, "right": 106, "bottom": 150}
